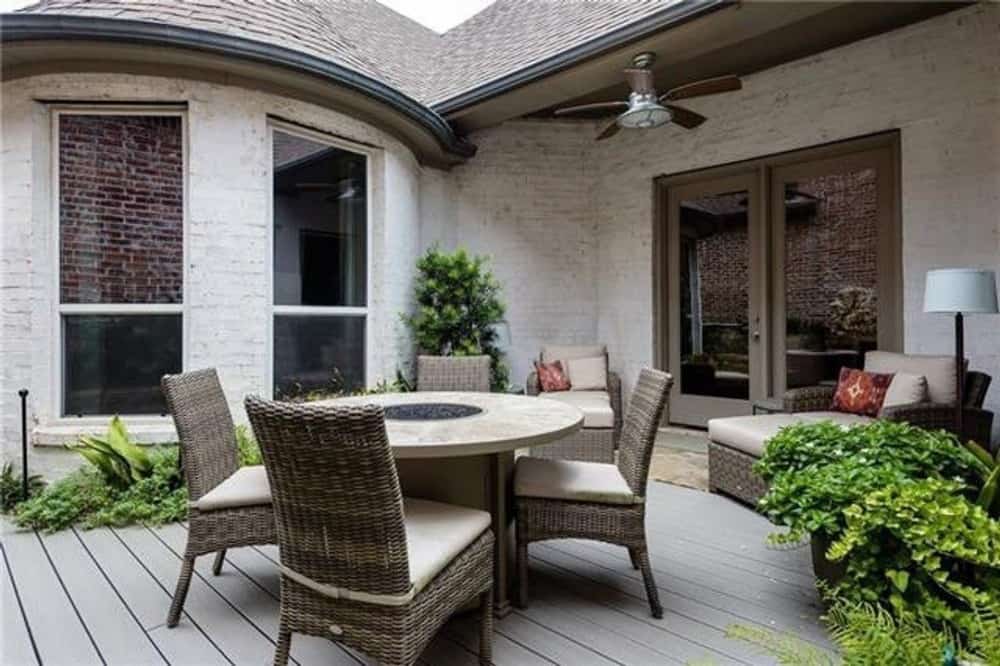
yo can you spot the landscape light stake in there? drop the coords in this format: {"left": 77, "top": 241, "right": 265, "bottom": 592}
{"left": 19, "top": 388, "right": 29, "bottom": 501}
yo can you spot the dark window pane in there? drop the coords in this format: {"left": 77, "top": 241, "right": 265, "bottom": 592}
{"left": 273, "top": 131, "right": 366, "bottom": 307}
{"left": 679, "top": 191, "right": 750, "bottom": 400}
{"left": 59, "top": 115, "right": 183, "bottom": 304}
{"left": 274, "top": 316, "right": 365, "bottom": 397}
{"left": 63, "top": 315, "right": 182, "bottom": 416}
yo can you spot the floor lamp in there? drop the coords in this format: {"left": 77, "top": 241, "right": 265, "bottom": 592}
{"left": 923, "top": 268, "right": 998, "bottom": 437}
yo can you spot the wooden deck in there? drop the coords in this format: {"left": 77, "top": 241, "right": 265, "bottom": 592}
{"left": 2, "top": 482, "right": 831, "bottom": 665}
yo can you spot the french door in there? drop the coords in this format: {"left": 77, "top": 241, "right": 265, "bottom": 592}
{"left": 656, "top": 134, "right": 900, "bottom": 427}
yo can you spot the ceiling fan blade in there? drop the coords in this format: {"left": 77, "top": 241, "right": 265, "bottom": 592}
{"left": 595, "top": 120, "right": 621, "bottom": 141}
{"left": 664, "top": 104, "right": 707, "bottom": 129}
{"left": 661, "top": 75, "right": 741, "bottom": 102}
{"left": 624, "top": 67, "right": 655, "bottom": 94}
{"left": 553, "top": 101, "right": 628, "bottom": 117}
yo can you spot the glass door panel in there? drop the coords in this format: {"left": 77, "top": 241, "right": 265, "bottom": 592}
{"left": 667, "top": 173, "right": 764, "bottom": 426}
{"left": 771, "top": 147, "right": 900, "bottom": 395}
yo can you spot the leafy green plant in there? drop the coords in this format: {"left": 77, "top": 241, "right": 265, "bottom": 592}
{"left": 66, "top": 416, "right": 153, "bottom": 489}
{"left": 963, "top": 439, "right": 1000, "bottom": 518}
{"left": 14, "top": 447, "right": 186, "bottom": 532}
{"left": 0, "top": 463, "right": 45, "bottom": 513}
{"left": 235, "top": 425, "right": 262, "bottom": 466}
{"left": 403, "top": 247, "right": 509, "bottom": 390}
{"left": 277, "top": 369, "right": 412, "bottom": 403}
{"left": 827, "top": 478, "right": 1000, "bottom": 633}
{"left": 756, "top": 420, "right": 987, "bottom": 545}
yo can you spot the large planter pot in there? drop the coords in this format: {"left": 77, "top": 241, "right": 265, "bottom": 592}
{"left": 810, "top": 532, "right": 847, "bottom": 586}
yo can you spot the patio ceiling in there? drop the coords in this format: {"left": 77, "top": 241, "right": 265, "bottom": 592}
{"left": 442, "top": 1, "right": 965, "bottom": 134}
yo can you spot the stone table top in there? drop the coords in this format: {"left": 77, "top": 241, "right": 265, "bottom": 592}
{"left": 315, "top": 392, "right": 583, "bottom": 459}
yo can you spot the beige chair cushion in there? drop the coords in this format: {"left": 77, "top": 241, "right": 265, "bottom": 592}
{"left": 515, "top": 457, "right": 640, "bottom": 504}
{"left": 541, "top": 344, "right": 607, "bottom": 364}
{"left": 540, "top": 390, "right": 614, "bottom": 428}
{"left": 864, "top": 351, "right": 957, "bottom": 405}
{"left": 192, "top": 466, "right": 271, "bottom": 512}
{"left": 404, "top": 498, "right": 491, "bottom": 594}
{"left": 709, "top": 411, "right": 876, "bottom": 457}
{"left": 882, "top": 372, "right": 928, "bottom": 408}
{"left": 565, "top": 356, "right": 608, "bottom": 391}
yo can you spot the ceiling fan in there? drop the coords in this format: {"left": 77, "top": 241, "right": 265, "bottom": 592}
{"left": 553, "top": 52, "right": 742, "bottom": 140}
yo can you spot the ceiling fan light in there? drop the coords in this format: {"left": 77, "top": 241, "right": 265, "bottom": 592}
{"left": 618, "top": 103, "right": 672, "bottom": 129}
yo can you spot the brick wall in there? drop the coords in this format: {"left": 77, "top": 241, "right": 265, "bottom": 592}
{"left": 59, "top": 115, "right": 183, "bottom": 304}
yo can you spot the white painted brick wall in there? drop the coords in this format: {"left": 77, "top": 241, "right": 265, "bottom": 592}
{"left": 421, "top": 121, "right": 600, "bottom": 386}
{"left": 1, "top": 73, "right": 423, "bottom": 475}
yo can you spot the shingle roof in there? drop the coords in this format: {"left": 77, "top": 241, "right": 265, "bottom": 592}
{"left": 16, "top": 0, "right": 681, "bottom": 106}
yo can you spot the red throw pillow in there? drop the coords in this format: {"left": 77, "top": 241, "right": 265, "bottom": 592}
{"left": 831, "top": 367, "right": 894, "bottom": 417}
{"left": 535, "top": 360, "right": 571, "bottom": 392}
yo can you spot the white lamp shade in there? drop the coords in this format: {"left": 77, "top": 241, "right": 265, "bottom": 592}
{"left": 923, "top": 269, "right": 999, "bottom": 314}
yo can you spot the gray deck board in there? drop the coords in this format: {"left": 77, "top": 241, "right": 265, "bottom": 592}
{"left": 2, "top": 483, "right": 830, "bottom": 665}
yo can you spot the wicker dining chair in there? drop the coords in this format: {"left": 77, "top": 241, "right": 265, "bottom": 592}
{"left": 514, "top": 368, "right": 672, "bottom": 618}
{"left": 244, "top": 396, "right": 495, "bottom": 666}
{"left": 161, "top": 368, "right": 275, "bottom": 628}
{"left": 417, "top": 354, "right": 491, "bottom": 392}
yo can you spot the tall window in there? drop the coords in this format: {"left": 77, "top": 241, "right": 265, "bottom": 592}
{"left": 57, "top": 111, "right": 184, "bottom": 416}
{"left": 272, "top": 127, "right": 367, "bottom": 397}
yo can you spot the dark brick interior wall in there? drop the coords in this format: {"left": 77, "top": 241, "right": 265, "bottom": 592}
{"left": 695, "top": 169, "right": 878, "bottom": 327}
{"left": 59, "top": 115, "right": 183, "bottom": 304}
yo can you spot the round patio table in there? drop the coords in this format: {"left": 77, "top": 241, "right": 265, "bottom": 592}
{"left": 316, "top": 391, "right": 583, "bottom": 616}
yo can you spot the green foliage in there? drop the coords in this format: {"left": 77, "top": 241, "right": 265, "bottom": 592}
{"left": 15, "top": 447, "right": 186, "bottom": 532}
{"left": 0, "top": 463, "right": 45, "bottom": 513}
{"left": 828, "top": 478, "right": 1000, "bottom": 632}
{"left": 235, "top": 425, "right": 262, "bottom": 466}
{"left": 277, "top": 369, "right": 412, "bottom": 403}
{"left": 723, "top": 599, "right": 1000, "bottom": 666}
{"left": 403, "top": 247, "right": 509, "bottom": 390}
{"left": 756, "top": 420, "right": 986, "bottom": 544}
{"left": 65, "top": 416, "right": 154, "bottom": 489}
{"left": 964, "top": 439, "right": 1000, "bottom": 517}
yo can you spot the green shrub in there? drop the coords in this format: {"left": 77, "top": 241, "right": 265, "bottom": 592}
{"left": 235, "top": 425, "right": 262, "bottom": 466}
{"left": 15, "top": 447, "right": 186, "bottom": 532}
{"left": 756, "top": 420, "right": 987, "bottom": 544}
{"left": 403, "top": 247, "right": 509, "bottom": 390}
{"left": 0, "top": 462, "right": 45, "bottom": 513}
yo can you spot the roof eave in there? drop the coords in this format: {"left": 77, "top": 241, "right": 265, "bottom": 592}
{"left": 429, "top": 0, "right": 731, "bottom": 115}
{"left": 0, "top": 13, "right": 477, "bottom": 165}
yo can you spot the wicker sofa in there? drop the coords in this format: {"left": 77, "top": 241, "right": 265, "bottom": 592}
{"left": 527, "top": 344, "right": 622, "bottom": 463}
{"left": 708, "top": 352, "right": 994, "bottom": 507}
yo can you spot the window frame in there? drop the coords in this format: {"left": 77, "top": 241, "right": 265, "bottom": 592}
{"left": 50, "top": 106, "right": 189, "bottom": 419}
{"left": 266, "top": 119, "right": 373, "bottom": 397}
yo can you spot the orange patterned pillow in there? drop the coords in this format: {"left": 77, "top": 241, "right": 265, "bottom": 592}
{"left": 831, "top": 367, "right": 894, "bottom": 417}
{"left": 535, "top": 360, "right": 571, "bottom": 392}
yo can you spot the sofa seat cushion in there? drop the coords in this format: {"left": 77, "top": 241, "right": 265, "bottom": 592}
{"left": 865, "top": 351, "right": 958, "bottom": 405}
{"left": 540, "top": 390, "right": 614, "bottom": 428}
{"left": 192, "top": 465, "right": 271, "bottom": 512}
{"left": 708, "top": 411, "right": 876, "bottom": 458}
{"left": 514, "top": 457, "right": 640, "bottom": 504}
{"left": 404, "top": 498, "right": 491, "bottom": 594}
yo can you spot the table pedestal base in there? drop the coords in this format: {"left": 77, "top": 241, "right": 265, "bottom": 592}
{"left": 396, "top": 451, "right": 516, "bottom": 618}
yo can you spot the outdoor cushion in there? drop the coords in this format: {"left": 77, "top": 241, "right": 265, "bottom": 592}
{"left": 864, "top": 351, "right": 958, "bottom": 405}
{"left": 540, "top": 390, "right": 614, "bottom": 428}
{"left": 709, "top": 412, "right": 876, "bottom": 458}
{"left": 192, "top": 465, "right": 271, "bottom": 512}
{"left": 403, "top": 497, "right": 491, "bottom": 594}
{"left": 514, "top": 457, "right": 640, "bottom": 504}
{"left": 541, "top": 344, "right": 607, "bottom": 364}
{"left": 831, "top": 368, "right": 894, "bottom": 416}
{"left": 882, "top": 372, "right": 928, "bottom": 408}
{"left": 708, "top": 414, "right": 804, "bottom": 457}
{"left": 565, "top": 356, "right": 607, "bottom": 391}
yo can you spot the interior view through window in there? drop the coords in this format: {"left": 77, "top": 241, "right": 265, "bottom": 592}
{"left": 272, "top": 128, "right": 367, "bottom": 398}
{"left": 59, "top": 113, "right": 184, "bottom": 416}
